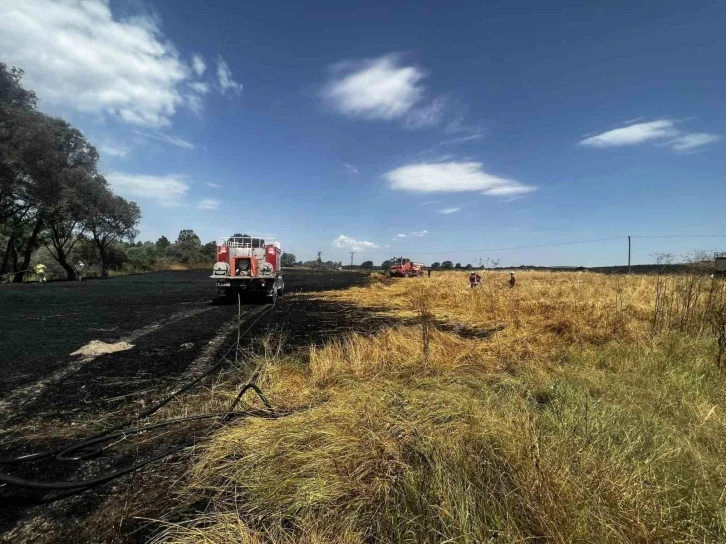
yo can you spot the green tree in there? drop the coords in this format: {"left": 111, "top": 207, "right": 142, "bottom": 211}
{"left": 281, "top": 252, "right": 297, "bottom": 267}
{"left": 361, "top": 260, "right": 374, "bottom": 269}
{"left": 430, "top": 262, "right": 441, "bottom": 269}
{"left": 155, "top": 235, "right": 170, "bottom": 251}
{"left": 86, "top": 188, "right": 141, "bottom": 276}
{"left": 455, "top": 262, "right": 461, "bottom": 269}
{"left": 202, "top": 241, "right": 217, "bottom": 262}
{"left": 441, "top": 261, "right": 453, "bottom": 270}
{"left": 126, "top": 242, "right": 158, "bottom": 271}
{"left": 168, "top": 229, "right": 202, "bottom": 263}
{"left": 381, "top": 259, "right": 391, "bottom": 270}
{"left": 465, "top": 263, "right": 473, "bottom": 270}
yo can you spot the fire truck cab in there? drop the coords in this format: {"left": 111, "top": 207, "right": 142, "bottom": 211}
{"left": 211, "top": 235, "right": 284, "bottom": 299}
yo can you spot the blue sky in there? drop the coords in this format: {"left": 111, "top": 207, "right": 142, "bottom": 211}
{"left": 1, "top": 0, "right": 724, "bottom": 266}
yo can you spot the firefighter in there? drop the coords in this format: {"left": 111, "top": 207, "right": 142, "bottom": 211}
{"left": 469, "top": 271, "right": 481, "bottom": 288}
{"left": 427, "top": 268, "right": 431, "bottom": 277}
{"left": 75, "top": 260, "right": 85, "bottom": 281}
{"left": 509, "top": 271, "right": 516, "bottom": 288}
{"left": 34, "top": 263, "right": 47, "bottom": 283}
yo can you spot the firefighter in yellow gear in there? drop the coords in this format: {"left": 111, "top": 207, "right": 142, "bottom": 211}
{"left": 34, "top": 263, "right": 47, "bottom": 283}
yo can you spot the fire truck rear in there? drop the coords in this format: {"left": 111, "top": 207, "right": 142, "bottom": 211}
{"left": 211, "top": 236, "right": 284, "bottom": 299}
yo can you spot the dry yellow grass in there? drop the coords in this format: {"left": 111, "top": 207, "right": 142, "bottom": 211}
{"left": 155, "top": 271, "right": 726, "bottom": 544}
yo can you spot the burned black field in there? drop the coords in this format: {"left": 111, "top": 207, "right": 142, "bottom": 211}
{"left": 0, "top": 269, "right": 378, "bottom": 543}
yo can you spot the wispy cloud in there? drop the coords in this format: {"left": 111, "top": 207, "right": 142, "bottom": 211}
{"left": 322, "top": 54, "right": 425, "bottom": 121}
{"left": 580, "top": 119, "right": 720, "bottom": 152}
{"left": 217, "top": 56, "right": 243, "bottom": 96}
{"left": 669, "top": 133, "right": 721, "bottom": 152}
{"left": 438, "top": 207, "right": 461, "bottom": 214}
{"left": 191, "top": 54, "right": 207, "bottom": 76}
{"left": 205, "top": 182, "right": 223, "bottom": 188}
{"left": 99, "top": 143, "right": 130, "bottom": 158}
{"left": 439, "top": 133, "right": 483, "bottom": 145}
{"left": 135, "top": 131, "right": 195, "bottom": 150}
{"left": 579, "top": 120, "right": 678, "bottom": 147}
{"left": 321, "top": 53, "right": 452, "bottom": 130}
{"left": 196, "top": 198, "right": 221, "bottom": 210}
{"left": 107, "top": 172, "right": 189, "bottom": 207}
{"left": 409, "top": 230, "right": 429, "bottom": 237}
{"left": 395, "top": 233, "right": 407, "bottom": 239}
{"left": 0, "top": 1, "right": 224, "bottom": 127}
{"left": 333, "top": 235, "right": 379, "bottom": 252}
{"left": 343, "top": 162, "right": 359, "bottom": 174}
{"left": 384, "top": 161, "right": 536, "bottom": 196}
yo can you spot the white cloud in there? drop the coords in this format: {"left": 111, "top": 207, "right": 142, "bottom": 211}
{"left": 205, "top": 182, "right": 223, "bottom": 188}
{"left": 343, "top": 162, "right": 359, "bottom": 174}
{"left": 579, "top": 119, "right": 720, "bottom": 152}
{"left": 409, "top": 230, "right": 428, "bottom": 237}
{"left": 579, "top": 120, "right": 678, "bottom": 147}
{"left": 0, "top": 2, "right": 240, "bottom": 128}
{"left": 322, "top": 54, "right": 426, "bottom": 121}
{"left": 217, "top": 56, "right": 243, "bottom": 96}
{"left": 99, "top": 143, "right": 130, "bottom": 158}
{"left": 188, "top": 82, "right": 210, "bottom": 94}
{"left": 440, "top": 133, "right": 483, "bottom": 145}
{"left": 384, "top": 161, "right": 536, "bottom": 196}
{"left": 196, "top": 198, "right": 220, "bottom": 210}
{"left": 396, "top": 233, "right": 407, "bottom": 238}
{"left": 438, "top": 207, "right": 461, "bottom": 214}
{"left": 107, "top": 172, "right": 189, "bottom": 206}
{"left": 333, "top": 235, "right": 379, "bottom": 252}
{"left": 191, "top": 54, "right": 206, "bottom": 76}
{"left": 134, "top": 131, "right": 195, "bottom": 149}
{"left": 668, "top": 133, "right": 721, "bottom": 152}
{"left": 0, "top": 0, "right": 220, "bottom": 128}
{"left": 482, "top": 185, "right": 537, "bottom": 196}
{"left": 404, "top": 97, "right": 447, "bottom": 129}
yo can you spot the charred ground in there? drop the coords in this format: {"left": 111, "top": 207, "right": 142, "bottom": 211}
{"left": 0, "top": 269, "right": 384, "bottom": 543}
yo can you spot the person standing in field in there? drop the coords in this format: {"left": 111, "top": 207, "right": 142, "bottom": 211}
{"left": 427, "top": 268, "right": 431, "bottom": 277}
{"left": 509, "top": 271, "right": 516, "bottom": 288}
{"left": 34, "top": 263, "right": 47, "bottom": 283}
{"left": 469, "top": 271, "right": 481, "bottom": 288}
{"left": 75, "top": 260, "right": 85, "bottom": 281}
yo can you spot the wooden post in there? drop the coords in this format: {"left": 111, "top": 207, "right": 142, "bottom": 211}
{"left": 628, "top": 236, "right": 631, "bottom": 274}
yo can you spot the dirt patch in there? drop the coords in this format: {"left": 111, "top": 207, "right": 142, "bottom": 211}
{"left": 70, "top": 340, "right": 134, "bottom": 358}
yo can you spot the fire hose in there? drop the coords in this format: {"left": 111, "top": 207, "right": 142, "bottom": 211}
{"left": 0, "top": 291, "right": 279, "bottom": 492}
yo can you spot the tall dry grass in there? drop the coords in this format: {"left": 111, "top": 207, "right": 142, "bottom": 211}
{"left": 155, "top": 271, "right": 726, "bottom": 544}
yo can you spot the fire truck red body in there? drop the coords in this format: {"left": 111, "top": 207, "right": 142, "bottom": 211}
{"left": 211, "top": 236, "right": 284, "bottom": 298}
{"left": 388, "top": 257, "right": 425, "bottom": 277}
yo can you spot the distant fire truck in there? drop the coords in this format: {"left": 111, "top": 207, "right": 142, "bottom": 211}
{"left": 211, "top": 236, "right": 284, "bottom": 299}
{"left": 388, "top": 257, "right": 425, "bottom": 277}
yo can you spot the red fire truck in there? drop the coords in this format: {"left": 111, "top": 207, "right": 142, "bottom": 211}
{"left": 388, "top": 257, "right": 425, "bottom": 277}
{"left": 211, "top": 235, "right": 284, "bottom": 299}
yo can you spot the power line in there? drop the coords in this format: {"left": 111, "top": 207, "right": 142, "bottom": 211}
{"left": 354, "top": 234, "right": 726, "bottom": 256}
{"left": 356, "top": 236, "right": 628, "bottom": 255}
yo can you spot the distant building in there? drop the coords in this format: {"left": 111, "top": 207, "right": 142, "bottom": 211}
{"left": 715, "top": 252, "right": 726, "bottom": 274}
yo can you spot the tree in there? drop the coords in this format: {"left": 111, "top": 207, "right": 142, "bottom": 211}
{"left": 86, "top": 188, "right": 141, "bottom": 276}
{"left": 168, "top": 229, "right": 203, "bottom": 263}
{"left": 455, "top": 262, "right": 461, "bottom": 269}
{"left": 381, "top": 259, "right": 391, "bottom": 270}
{"left": 202, "top": 241, "right": 217, "bottom": 262}
{"left": 281, "top": 252, "right": 296, "bottom": 267}
{"left": 430, "top": 262, "right": 441, "bottom": 269}
{"left": 126, "top": 242, "right": 158, "bottom": 271}
{"left": 441, "top": 261, "right": 453, "bottom": 270}
{"left": 361, "top": 260, "right": 374, "bottom": 269}
{"left": 465, "top": 263, "right": 473, "bottom": 270}
{"left": 155, "top": 235, "right": 170, "bottom": 252}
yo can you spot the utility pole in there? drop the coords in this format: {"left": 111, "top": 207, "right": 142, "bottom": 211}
{"left": 350, "top": 252, "right": 355, "bottom": 268}
{"left": 628, "top": 236, "right": 631, "bottom": 274}
{"left": 317, "top": 251, "right": 322, "bottom": 263}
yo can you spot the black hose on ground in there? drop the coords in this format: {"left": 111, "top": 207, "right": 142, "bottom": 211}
{"left": 0, "top": 292, "right": 279, "bottom": 491}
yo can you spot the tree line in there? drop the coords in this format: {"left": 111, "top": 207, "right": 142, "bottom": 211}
{"left": 1, "top": 63, "right": 141, "bottom": 281}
